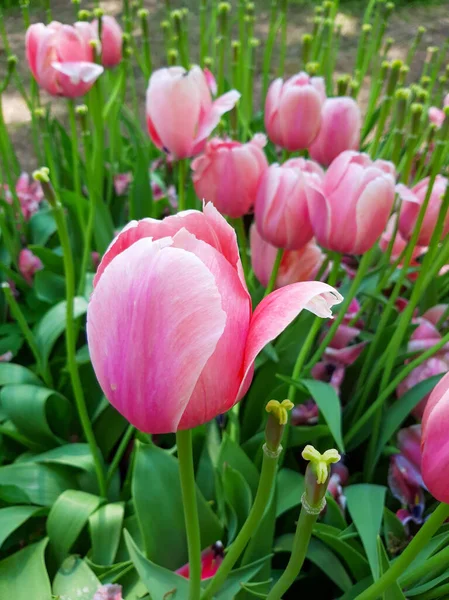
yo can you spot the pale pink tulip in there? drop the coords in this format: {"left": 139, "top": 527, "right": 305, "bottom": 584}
{"left": 25, "top": 21, "right": 103, "bottom": 97}
{"left": 146, "top": 66, "right": 240, "bottom": 159}
{"left": 283, "top": 157, "right": 325, "bottom": 179}
{"left": 309, "top": 97, "right": 362, "bottom": 166}
{"left": 421, "top": 372, "right": 449, "bottom": 502}
{"left": 423, "top": 305, "right": 448, "bottom": 327}
{"left": 191, "top": 135, "right": 268, "bottom": 218}
{"left": 428, "top": 94, "right": 449, "bottom": 128}
{"left": 265, "top": 72, "right": 325, "bottom": 150}
{"left": 18, "top": 249, "right": 43, "bottom": 285}
{"left": 307, "top": 151, "right": 396, "bottom": 254}
{"left": 92, "top": 15, "right": 122, "bottom": 67}
{"left": 114, "top": 173, "right": 132, "bottom": 196}
{"left": 87, "top": 204, "right": 342, "bottom": 433}
{"left": 379, "top": 215, "right": 427, "bottom": 273}
{"left": 4, "top": 172, "right": 44, "bottom": 221}
{"left": 254, "top": 162, "right": 318, "bottom": 249}
{"left": 250, "top": 224, "right": 324, "bottom": 288}
{"left": 398, "top": 177, "right": 449, "bottom": 246}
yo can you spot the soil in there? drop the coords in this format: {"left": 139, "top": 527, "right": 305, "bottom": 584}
{"left": 2, "top": 0, "right": 449, "bottom": 171}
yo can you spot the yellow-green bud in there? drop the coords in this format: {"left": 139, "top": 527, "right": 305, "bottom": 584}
{"left": 265, "top": 399, "right": 294, "bottom": 456}
{"left": 302, "top": 445, "right": 341, "bottom": 513}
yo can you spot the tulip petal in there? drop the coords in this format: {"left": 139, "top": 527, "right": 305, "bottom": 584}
{"left": 87, "top": 237, "right": 226, "bottom": 434}
{"left": 51, "top": 61, "right": 104, "bottom": 84}
{"left": 194, "top": 90, "right": 241, "bottom": 149}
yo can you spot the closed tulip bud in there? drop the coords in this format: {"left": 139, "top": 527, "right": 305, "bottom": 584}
{"left": 265, "top": 71, "right": 326, "bottom": 151}
{"left": 87, "top": 204, "right": 342, "bottom": 433}
{"left": 421, "top": 372, "right": 449, "bottom": 502}
{"left": 255, "top": 162, "right": 319, "bottom": 249}
{"left": 250, "top": 224, "right": 324, "bottom": 289}
{"left": 309, "top": 97, "right": 362, "bottom": 166}
{"left": 92, "top": 15, "right": 123, "bottom": 68}
{"left": 191, "top": 134, "right": 268, "bottom": 218}
{"left": 307, "top": 151, "right": 396, "bottom": 255}
{"left": 25, "top": 21, "right": 103, "bottom": 98}
{"left": 398, "top": 176, "right": 449, "bottom": 247}
{"left": 146, "top": 66, "right": 240, "bottom": 159}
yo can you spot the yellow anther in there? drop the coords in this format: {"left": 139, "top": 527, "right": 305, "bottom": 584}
{"left": 266, "top": 399, "right": 294, "bottom": 425}
{"left": 302, "top": 445, "right": 341, "bottom": 484}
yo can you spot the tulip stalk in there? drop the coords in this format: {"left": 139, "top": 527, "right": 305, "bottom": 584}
{"left": 278, "top": 0, "right": 288, "bottom": 77}
{"left": 264, "top": 248, "right": 283, "bottom": 297}
{"left": 262, "top": 1, "right": 281, "bottom": 100}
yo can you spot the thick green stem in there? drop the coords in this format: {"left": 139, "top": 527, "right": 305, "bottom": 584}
{"left": 106, "top": 424, "right": 135, "bottom": 487}
{"left": 354, "top": 504, "right": 449, "bottom": 600}
{"left": 176, "top": 429, "right": 202, "bottom": 600}
{"left": 200, "top": 447, "right": 280, "bottom": 600}
{"left": 264, "top": 248, "right": 283, "bottom": 297}
{"left": 178, "top": 159, "right": 187, "bottom": 212}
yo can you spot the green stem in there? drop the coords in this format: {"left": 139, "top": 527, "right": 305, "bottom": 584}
{"left": 354, "top": 503, "right": 449, "bottom": 600}
{"left": 278, "top": 0, "right": 288, "bottom": 77}
{"left": 264, "top": 248, "right": 283, "bottom": 297}
{"left": 178, "top": 159, "right": 187, "bottom": 212}
{"left": 106, "top": 424, "right": 135, "bottom": 487}
{"left": 200, "top": 447, "right": 280, "bottom": 600}
{"left": 232, "top": 217, "right": 249, "bottom": 280}
{"left": 266, "top": 504, "right": 317, "bottom": 599}
{"left": 399, "top": 543, "right": 449, "bottom": 589}
{"left": 176, "top": 429, "right": 202, "bottom": 600}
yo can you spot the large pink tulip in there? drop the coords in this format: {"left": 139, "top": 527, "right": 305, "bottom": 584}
{"left": 250, "top": 224, "right": 324, "bottom": 288}
{"left": 398, "top": 177, "right": 449, "bottom": 247}
{"left": 92, "top": 15, "right": 122, "bottom": 68}
{"left": 146, "top": 66, "right": 240, "bottom": 159}
{"left": 307, "top": 151, "right": 396, "bottom": 254}
{"left": 309, "top": 97, "right": 362, "bottom": 166}
{"left": 265, "top": 72, "right": 326, "bottom": 150}
{"left": 191, "top": 134, "right": 268, "bottom": 218}
{"left": 25, "top": 21, "right": 103, "bottom": 97}
{"left": 87, "top": 204, "right": 342, "bottom": 433}
{"left": 421, "top": 371, "right": 449, "bottom": 502}
{"left": 254, "top": 162, "right": 318, "bottom": 249}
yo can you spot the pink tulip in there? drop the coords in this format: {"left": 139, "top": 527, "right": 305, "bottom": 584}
{"left": 146, "top": 66, "right": 240, "bottom": 159}
{"left": 307, "top": 151, "right": 396, "bottom": 254}
{"left": 0, "top": 351, "right": 13, "bottom": 363}
{"left": 428, "top": 93, "right": 449, "bottom": 128}
{"left": 423, "top": 304, "right": 448, "bottom": 327}
{"left": 265, "top": 72, "right": 325, "bottom": 150}
{"left": 177, "top": 543, "right": 224, "bottom": 580}
{"left": 309, "top": 97, "right": 362, "bottom": 166}
{"left": 25, "top": 22, "right": 103, "bottom": 97}
{"left": 19, "top": 249, "right": 43, "bottom": 285}
{"left": 114, "top": 173, "right": 132, "bottom": 196}
{"left": 397, "top": 358, "right": 448, "bottom": 420}
{"left": 422, "top": 372, "right": 449, "bottom": 502}
{"left": 92, "top": 15, "right": 122, "bottom": 67}
{"left": 4, "top": 173, "right": 44, "bottom": 221}
{"left": 250, "top": 224, "right": 324, "bottom": 289}
{"left": 254, "top": 163, "right": 318, "bottom": 249}
{"left": 87, "top": 204, "right": 342, "bottom": 434}
{"left": 291, "top": 400, "right": 319, "bottom": 426}
{"left": 379, "top": 215, "right": 427, "bottom": 274}
{"left": 398, "top": 177, "right": 449, "bottom": 247}
{"left": 93, "top": 585, "right": 122, "bottom": 600}
{"left": 283, "top": 157, "right": 325, "bottom": 179}
{"left": 191, "top": 134, "right": 268, "bottom": 218}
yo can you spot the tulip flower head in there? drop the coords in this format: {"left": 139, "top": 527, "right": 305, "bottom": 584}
{"left": 87, "top": 204, "right": 342, "bottom": 434}
{"left": 92, "top": 15, "right": 122, "bottom": 67}
{"left": 177, "top": 542, "right": 224, "bottom": 580}
{"left": 3, "top": 172, "right": 44, "bottom": 221}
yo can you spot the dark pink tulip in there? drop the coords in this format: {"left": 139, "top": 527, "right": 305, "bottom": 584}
{"left": 307, "top": 151, "right": 396, "bottom": 254}
{"left": 177, "top": 543, "right": 224, "bottom": 580}
{"left": 250, "top": 224, "right": 324, "bottom": 289}
{"left": 19, "top": 249, "right": 43, "bottom": 285}
{"left": 398, "top": 177, "right": 449, "bottom": 247}
{"left": 146, "top": 66, "right": 240, "bottom": 159}
{"left": 254, "top": 163, "right": 318, "bottom": 249}
{"left": 191, "top": 135, "right": 268, "bottom": 218}
{"left": 25, "top": 22, "right": 103, "bottom": 97}
{"left": 265, "top": 72, "right": 326, "bottom": 150}
{"left": 309, "top": 97, "right": 362, "bottom": 167}
{"left": 92, "top": 15, "right": 122, "bottom": 68}
{"left": 87, "top": 204, "right": 342, "bottom": 434}
{"left": 291, "top": 400, "right": 319, "bottom": 426}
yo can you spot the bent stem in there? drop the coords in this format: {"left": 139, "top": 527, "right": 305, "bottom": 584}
{"left": 200, "top": 445, "right": 280, "bottom": 600}
{"left": 264, "top": 248, "right": 283, "bottom": 297}
{"left": 176, "top": 429, "right": 202, "bottom": 600}
{"left": 354, "top": 503, "right": 449, "bottom": 600}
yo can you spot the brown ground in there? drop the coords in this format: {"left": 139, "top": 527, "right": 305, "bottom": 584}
{"left": 2, "top": 0, "right": 449, "bottom": 171}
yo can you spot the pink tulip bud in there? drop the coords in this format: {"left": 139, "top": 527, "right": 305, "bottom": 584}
{"left": 92, "top": 15, "right": 122, "bottom": 67}
{"left": 250, "top": 224, "right": 324, "bottom": 288}
{"left": 114, "top": 173, "right": 132, "bottom": 196}
{"left": 422, "top": 372, "right": 449, "bottom": 502}
{"left": 25, "top": 22, "right": 103, "bottom": 97}
{"left": 307, "top": 151, "right": 396, "bottom": 254}
{"left": 87, "top": 204, "right": 342, "bottom": 434}
{"left": 428, "top": 94, "right": 449, "bottom": 128}
{"left": 146, "top": 66, "right": 240, "bottom": 159}
{"left": 309, "top": 97, "right": 362, "bottom": 166}
{"left": 398, "top": 176, "right": 449, "bottom": 247}
{"left": 3, "top": 172, "right": 44, "bottom": 221}
{"left": 265, "top": 72, "right": 326, "bottom": 150}
{"left": 191, "top": 134, "right": 268, "bottom": 218}
{"left": 254, "top": 163, "right": 318, "bottom": 249}
{"left": 177, "top": 542, "right": 224, "bottom": 580}
{"left": 19, "top": 249, "right": 43, "bottom": 285}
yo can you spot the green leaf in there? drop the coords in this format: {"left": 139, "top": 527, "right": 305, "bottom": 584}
{"left": 29, "top": 208, "right": 57, "bottom": 246}
{"left": 0, "top": 538, "right": 51, "bottom": 600}
{"left": 313, "top": 523, "right": 371, "bottom": 580}
{"left": 223, "top": 464, "right": 252, "bottom": 543}
{"left": 125, "top": 530, "right": 190, "bottom": 600}
{"left": 276, "top": 469, "right": 304, "bottom": 517}
{"left": 34, "top": 297, "right": 88, "bottom": 369}
{"left": 300, "top": 379, "right": 345, "bottom": 453}
{"left": 89, "top": 502, "right": 124, "bottom": 566}
{"left": 93, "top": 197, "right": 114, "bottom": 254}
{"left": 0, "top": 362, "right": 42, "bottom": 387}
{"left": 288, "top": 424, "right": 330, "bottom": 448}
{"left": 34, "top": 270, "right": 66, "bottom": 304}
{"left": 0, "top": 384, "right": 72, "bottom": 446}
{"left": 377, "top": 537, "right": 406, "bottom": 599}
{"left": 383, "top": 508, "right": 407, "bottom": 556}
{"left": 53, "top": 555, "right": 101, "bottom": 600}
{"left": 346, "top": 484, "right": 386, "bottom": 580}
{"left": 218, "top": 434, "right": 260, "bottom": 496}
{"left": 29, "top": 443, "right": 95, "bottom": 473}
{"left": 132, "top": 442, "right": 223, "bottom": 570}
{"left": 215, "top": 556, "right": 271, "bottom": 599}
{"left": 0, "top": 505, "right": 43, "bottom": 548}
{"left": 47, "top": 490, "right": 103, "bottom": 565}
{"left": 28, "top": 245, "right": 64, "bottom": 275}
